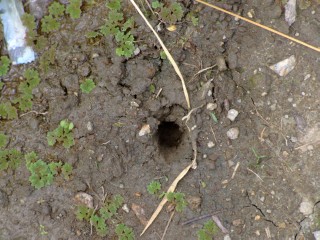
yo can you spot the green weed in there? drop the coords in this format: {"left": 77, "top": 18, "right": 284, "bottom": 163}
{"left": 0, "top": 102, "right": 18, "bottom": 120}
{"left": 0, "top": 148, "right": 23, "bottom": 171}
{"left": 151, "top": 1, "right": 184, "bottom": 24}
{"left": 80, "top": 78, "right": 96, "bottom": 93}
{"left": 99, "top": 0, "right": 135, "bottom": 57}
{"left": 166, "top": 192, "right": 187, "bottom": 212}
{"left": 13, "top": 69, "right": 40, "bottom": 112}
{"left": 115, "top": 223, "right": 135, "bottom": 240}
{"left": 47, "top": 119, "right": 75, "bottom": 148}
{"left": 252, "top": 147, "right": 267, "bottom": 166}
{"left": 66, "top": 0, "right": 83, "bottom": 19}
{"left": 0, "top": 133, "right": 8, "bottom": 148}
{"left": 41, "top": 2, "right": 65, "bottom": 33}
{"left": 25, "top": 151, "right": 73, "bottom": 189}
{"left": 147, "top": 180, "right": 161, "bottom": 195}
{"left": 22, "top": 13, "right": 48, "bottom": 51}
{"left": 75, "top": 194, "right": 131, "bottom": 237}
{"left": 0, "top": 56, "right": 10, "bottom": 77}
{"left": 39, "top": 224, "right": 48, "bottom": 235}
{"left": 40, "top": 45, "right": 56, "bottom": 73}
{"left": 197, "top": 220, "right": 219, "bottom": 240}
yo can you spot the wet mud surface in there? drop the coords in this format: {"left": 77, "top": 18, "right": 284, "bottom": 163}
{"left": 1, "top": 0, "right": 320, "bottom": 239}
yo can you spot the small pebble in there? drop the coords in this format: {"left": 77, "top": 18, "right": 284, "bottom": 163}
{"left": 87, "top": 122, "right": 93, "bottom": 131}
{"left": 74, "top": 192, "right": 94, "bottom": 209}
{"left": 304, "top": 74, "right": 311, "bottom": 81}
{"left": 122, "top": 204, "right": 130, "bottom": 213}
{"left": 255, "top": 215, "right": 261, "bottom": 220}
{"left": 227, "top": 127, "right": 239, "bottom": 140}
{"left": 227, "top": 109, "right": 239, "bottom": 121}
{"left": 299, "top": 200, "right": 313, "bottom": 216}
{"left": 266, "top": 209, "right": 272, "bottom": 213}
{"left": 232, "top": 219, "right": 243, "bottom": 226}
{"left": 92, "top": 53, "right": 99, "bottom": 58}
{"left": 216, "top": 55, "right": 227, "bottom": 71}
{"left": 307, "top": 145, "right": 314, "bottom": 151}
{"left": 207, "top": 141, "right": 215, "bottom": 148}
{"left": 139, "top": 124, "right": 150, "bottom": 136}
{"left": 207, "top": 103, "right": 217, "bottom": 111}
{"left": 224, "top": 235, "right": 231, "bottom": 240}
{"left": 130, "top": 101, "right": 139, "bottom": 107}
{"left": 134, "top": 47, "right": 140, "bottom": 56}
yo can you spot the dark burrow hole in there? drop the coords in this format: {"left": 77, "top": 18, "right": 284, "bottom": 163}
{"left": 157, "top": 121, "right": 183, "bottom": 148}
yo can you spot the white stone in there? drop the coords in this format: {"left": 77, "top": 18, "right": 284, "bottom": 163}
{"left": 299, "top": 200, "right": 313, "bottom": 216}
{"left": 227, "top": 109, "right": 239, "bottom": 121}
{"left": 87, "top": 122, "right": 93, "bottom": 131}
{"left": 138, "top": 124, "right": 150, "bottom": 136}
{"left": 122, "top": 204, "right": 130, "bottom": 213}
{"left": 207, "top": 141, "right": 215, "bottom": 148}
{"left": 227, "top": 127, "right": 239, "bottom": 140}
{"left": 207, "top": 103, "right": 217, "bottom": 111}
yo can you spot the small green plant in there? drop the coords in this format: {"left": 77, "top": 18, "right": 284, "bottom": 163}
{"left": 47, "top": 119, "right": 75, "bottom": 148}
{"left": 166, "top": 192, "right": 187, "bottom": 212}
{"left": 40, "top": 45, "right": 56, "bottom": 73}
{"left": 22, "top": 14, "right": 48, "bottom": 51}
{"left": 41, "top": 2, "right": 65, "bottom": 33}
{"left": 147, "top": 180, "right": 161, "bottom": 195}
{"left": 149, "top": 84, "right": 156, "bottom": 94}
{"left": 41, "top": 15, "right": 60, "bottom": 33}
{"left": 25, "top": 151, "right": 73, "bottom": 189}
{"left": 48, "top": 1, "right": 65, "bottom": 18}
{"left": 99, "top": 0, "right": 135, "bottom": 57}
{"left": 75, "top": 194, "right": 128, "bottom": 237}
{"left": 0, "top": 102, "right": 18, "bottom": 120}
{"left": 66, "top": 0, "right": 83, "bottom": 19}
{"left": 0, "top": 133, "right": 8, "bottom": 148}
{"left": 80, "top": 78, "right": 96, "bottom": 93}
{"left": 115, "top": 223, "right": 135, "bottom": 240}
{"left": 39, "top": 224, "right": 48, "bottom": 235}
{"left": 160, "top": 50, "right": 167, "bottom": 60}
{"left": 13, "top": 68, "right": 40, "bottom": 111}
{"left": 252, "top": 148, "right": 267, "bottom": 165}
{"left": 197, "top": 220, "right": 219, "bottom": 240}
{"left": 0, "top": 148, "right": 23, "bottom": 171}
{"left": 0, "top": 56, "right": 10, "bottom": 77}
{"left": 151, "top": 1, "right": 184, "bottom": 24}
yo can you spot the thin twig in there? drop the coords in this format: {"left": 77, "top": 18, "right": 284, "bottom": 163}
{"left": 161, "top": 211, "right": 175, "bottom": 240}
{"left": 247, "top": 167, "right": 263, "bottom": 181}
{"left": 192, "top": 64, "right": 217, "bottom": 79}
{"left": 20, "top": 111, "right": 48, "bottom": 117}
{"left": 231, "top": 162, "right": 240, "bottom": 179}
{"left": 129, "top": 0, "right": 191, "bottom": 108}
{"left": 196, "top": 0, "right": 320, "bottom": 53}
{"left": 181, "top": 212, "right": 221, "bottom": 225}
{"left": 211, "top": 215, "right": 229, "bottom": 234}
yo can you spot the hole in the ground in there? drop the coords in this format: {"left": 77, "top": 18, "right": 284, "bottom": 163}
{"left": 157, "top": 121, "right": 183, "bottom": 148}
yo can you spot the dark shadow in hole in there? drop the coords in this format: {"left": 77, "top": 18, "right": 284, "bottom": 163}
{"left": 157, "top": 121, "right": 183, "bottom": 148}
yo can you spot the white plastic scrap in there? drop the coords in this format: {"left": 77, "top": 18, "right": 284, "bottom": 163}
{"left": 0, "top": 0, "right": 36, "bottom": 65}
{"left": 285, "top": 0, "right": 296, "bottom": 26}
{"left": 313, "top": 231, "right": 320, "bottom": 240}
{"left": 269, "top": 55, "right": 296, "bottom": 77}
